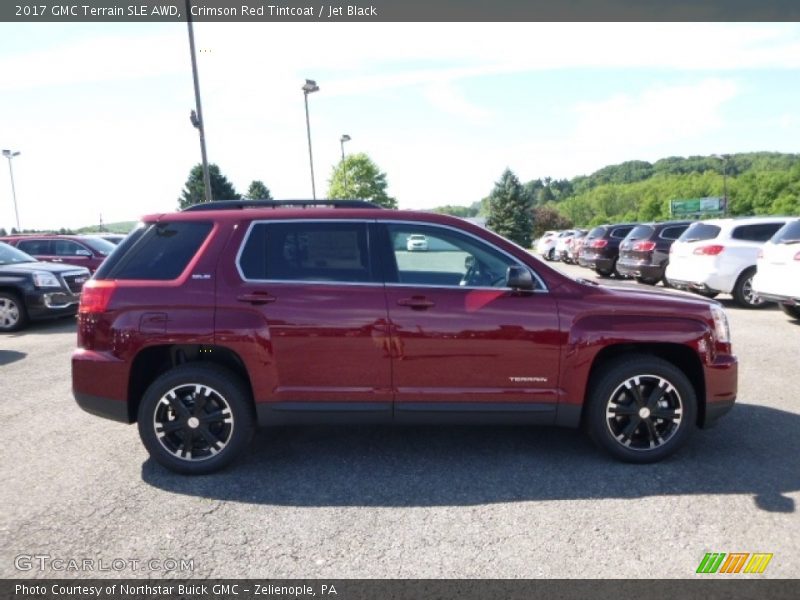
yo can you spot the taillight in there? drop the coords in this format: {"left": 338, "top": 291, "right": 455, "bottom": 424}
{"left": 79, "top": 280, "right": 117, "bottom": 313}
{"left": 693, "top": 245, "right": 725, "bottom": 256}
{"left": 632, "top": 241, "right": 656, "bottom": 252}
{"left": 795, "top": 251, "right": 800, "bottom": 261}
{"left": 589, "top": 239, "right": 608, "bottom": 248}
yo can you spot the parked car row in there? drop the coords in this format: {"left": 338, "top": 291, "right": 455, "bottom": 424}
{"left": 0, "top": 233, "right": 128, "bottom": 332}
{"left": 536, "top": 216, "right": 799, "bottom": 316}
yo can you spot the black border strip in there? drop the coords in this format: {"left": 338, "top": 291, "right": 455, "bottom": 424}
{"left": 2, "top": 0, "right": 800, "bottom": 22}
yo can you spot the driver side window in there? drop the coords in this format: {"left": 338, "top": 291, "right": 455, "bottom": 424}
{"left": 384, "top": 224, "right": 518, "bottom": 288}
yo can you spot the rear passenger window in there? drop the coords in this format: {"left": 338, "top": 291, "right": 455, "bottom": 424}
{"left": 731, "top": 223, "right": 785, "bottom": 242}
{"left": 17, "top": 240, "right": 51, "bottom": 255}
{"left": 95, "top": 221, "right": 212, "bottom": 280}
{"left": 660, "top": 225, "right": 689, "bottom": 240}
{"left": 239, "top": 222, "right": 374, "bottom": 283}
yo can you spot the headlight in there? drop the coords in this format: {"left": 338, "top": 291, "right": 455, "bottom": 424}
{"left": 32, "top": 271, "right": 61, "bottom": 288}
{"left": 710, "top": 305, "right": 730, "bottom": 344}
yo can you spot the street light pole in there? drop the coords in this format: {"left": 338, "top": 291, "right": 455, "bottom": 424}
{"left": 2, "top": 149, "right": 21, "bottom": 231}
{"left": 186, "top": 0, "right": 212, "bottom": 202}
{"left": 340, "top": 134, "right": 351, "bottom": 198}
{"left": 713, "top": 154, "right": 730, "bottom": 217}
{"left": 302, "top": 79, "right": 320, "bottom": 199}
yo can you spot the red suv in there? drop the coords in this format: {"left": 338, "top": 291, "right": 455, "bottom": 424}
{"left": 0, "top": 234, "right": 116, "bottom": 273}
{"left": 72, "top": 201, "right": 738, "bottom": 474}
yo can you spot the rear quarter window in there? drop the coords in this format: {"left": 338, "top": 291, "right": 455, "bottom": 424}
{"left": 679, "top": 223, "right": 721, "bottom": 242}
{"left": 731, "top": 222, "right": 786, "bottom": 242}
{"left": 94, "top": 221, "right": 212, "bottom": 280}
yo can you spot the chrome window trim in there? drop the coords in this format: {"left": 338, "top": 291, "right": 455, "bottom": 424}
{"left": 235, "top": 218, "right": 548, "bottom": 293}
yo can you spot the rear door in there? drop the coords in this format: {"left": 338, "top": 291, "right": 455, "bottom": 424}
{"left": 224, "top": 219, "right": 393, "bottom": 417}
{"left": 378, "top": 221, "right": 560, "bottom": 422}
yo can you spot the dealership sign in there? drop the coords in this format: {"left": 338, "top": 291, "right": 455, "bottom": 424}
{"left": 670, "top": 197, "right": 727, "bottom": 217}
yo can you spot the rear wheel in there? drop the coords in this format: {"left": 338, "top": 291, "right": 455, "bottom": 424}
{"left": 732, "top": 267, "right": 767, "bottom": 309}
{"left": 585, "top": 356, "right": 697, "bottom": 463}
{"left": 635, "top": 276, "right": 660, "bottom": 286}
{"left": 137, "top": 363, "right": 255, "bottom": 474}
{"left": 780, "top": 304, "right": 800, "bottom": 320}
{"left": 596, "top": 259, "right": 616, "bottom": 278}
{"left": 0, "top": 292, "right": 28, "bottom": 332}
{"left": 547, "top": 248, "right": 556, "bottom": 261}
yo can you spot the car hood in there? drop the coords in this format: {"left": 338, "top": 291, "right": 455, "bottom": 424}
{"left": 0, "top": 261, "right": 90, "bottom": 275}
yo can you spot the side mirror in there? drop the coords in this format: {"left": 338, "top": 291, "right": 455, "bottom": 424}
{"left": 506, "top": 265, "right": 534, "bottom": 290}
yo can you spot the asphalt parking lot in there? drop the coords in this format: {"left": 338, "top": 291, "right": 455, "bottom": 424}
{"left": 1, "top": 261, "right": 798, "bottom": 579}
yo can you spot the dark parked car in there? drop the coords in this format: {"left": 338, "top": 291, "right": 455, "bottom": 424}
{"left": 0, "top": 241, "right": 89, "bottom": 332}
{"left": 578, "top": 223, "right": 637, "bottom": 277}
{"left": 0, "top": 234, "right": 116, "bottom": 273}
{"left": 617, "top": 221, "right": 692, "bottom": 285}
{"left": 72, "top": 200, "right": 737, "bottom": 474}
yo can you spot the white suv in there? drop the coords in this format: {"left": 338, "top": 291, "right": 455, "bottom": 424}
{"left": 665, "top": 216, "right": 792, "bottom": 308}
{"left": 752, "top": 218, "right": 800, "bottom": 320}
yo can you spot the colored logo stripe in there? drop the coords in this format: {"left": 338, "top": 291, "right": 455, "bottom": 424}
{"left": 744, "top": 554, "right": 773, "bottom": 574}
{"left": 696, "top": 552, "right": 773, "bottom": 574}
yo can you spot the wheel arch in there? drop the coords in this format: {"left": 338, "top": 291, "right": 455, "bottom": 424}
{"left": 581, "top": 343, "right": 706, "bottom": 429}
{"left": 127, "top": 344, "right": 254, "bottom": 423}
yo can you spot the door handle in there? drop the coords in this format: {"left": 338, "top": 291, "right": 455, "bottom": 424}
{"left": 236, "top": 292, "right": 277, "bottom": 305}
{"left": 397, "top": 296, "right": 435, "bottom": 310}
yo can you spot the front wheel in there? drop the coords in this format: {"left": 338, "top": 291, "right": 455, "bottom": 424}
{"left": 635, "top": 276, "right": 660, "bottom": 286}
{"left": 732, "top": 268, "right": 768, "bottom": 309}
{"left": 137, "top": 363, "right": 255, "bottom": 474}
{"left": 585, "top": 356, "right": 697, "bottom": 463}
{"left": 0, "top": 292, "right": 28, "bottom": 332}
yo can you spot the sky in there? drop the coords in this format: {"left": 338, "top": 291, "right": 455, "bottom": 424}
{"left": 0, "top": 22, "right": 799, "bottom": 231}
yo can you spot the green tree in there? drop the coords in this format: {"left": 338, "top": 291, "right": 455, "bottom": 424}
{"left": 178, "top": 164, "right": 240, "bottom": 209}
{"left": 486, "top": 169, "right": 533, "bottom": 247}
{"left": 531, "top": 205, "right": 572, "bottom": 239}
{"left": 327, "top": 153, "right": 397, "bottom": 208}
{"left": 245, "top": 180, "right": 272, "bottom": 200}
{"left": 431, "top": 204, "right": 479, "bottom": 218}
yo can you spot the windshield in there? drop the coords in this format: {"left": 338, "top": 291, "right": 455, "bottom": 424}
{"left": 79, "top": 236, "right": 117, "bottom": 256}
{"left": 0, "top": 242, "right": 37, "bottom": 265}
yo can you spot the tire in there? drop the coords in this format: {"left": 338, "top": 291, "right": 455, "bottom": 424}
{"left": 694, "top": 290, "right": 719, "bottom": 299}
{"left": 780, "top": 304, "right": 800, "bottom": 320}
{"left": 547, "top": 248, "right": 556, "bottom": 261}
{"left": 732, "top": 267, "right": 768, "bottom": 309}
{"left": 137, "top": 363, "right": 255, "bottom": 475}
{"left": 584, "top": 356, "right": 697, "bottom": 463}
{"left": 0, "top": 291, "right": 28, "bottom": 332}
{"left": 596, "top": 259, "right": 615, "bottom": 278}
{"left": 635, "top": 276, "right": 660, "bottom": 286}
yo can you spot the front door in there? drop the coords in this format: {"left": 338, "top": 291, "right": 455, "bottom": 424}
{"left": 378, "top": 222, "right": 561, "bottom": 422}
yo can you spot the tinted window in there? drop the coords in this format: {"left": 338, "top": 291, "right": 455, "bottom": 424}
{"left": 625, "top": 225, "right": 654, "bottom": 240}
{"left": 731, "top": 223, "right": 785, "bottom": 242}
{"left": 239, "top": 221, "right": 373, "bottom": 283}
{"left": 16, "top": 239, "right": 51, "bottom": 255}
{"left": 772, "top": 220, "right": 800, "bottom": 244}
{"left": 385, "top": 223, "right": 527, "bottom": 289}
{"left": 80, "top": 236, "right": 117, "bottom": 255}
{"left": 96, "top": 221, "right": 212, "bottom": 280}
{"left": 53, "top": 240, "right": 87, "bottom": 256}
{"left": 0, "top": 242, "right": 37, "bottom": 265}
{"left": 610, "top": 226, "right": 634, "bottom": 239}
{"left": 660, "top": 225, "right": 689, "bottom": 240}
{"left": 587, "top": 226, "right": 607, "bottom": 239}
{"left": 680, "top": 223, "right": 721, "bottom": 242}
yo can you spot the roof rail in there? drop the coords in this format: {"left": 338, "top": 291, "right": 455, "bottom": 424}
{"left": 182, "top": 199, "right": 383, "bottom": 212}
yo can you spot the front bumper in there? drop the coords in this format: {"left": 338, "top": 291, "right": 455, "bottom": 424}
{"left": 702, "top": 353, "right": 738, "bottom": 428}
{"left": 25, "top": 290, "right": 80, "bottom": 320}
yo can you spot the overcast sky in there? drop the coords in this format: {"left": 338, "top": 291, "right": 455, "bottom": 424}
{"left": 1, "top": 22, "right": 799, "bottom": 230}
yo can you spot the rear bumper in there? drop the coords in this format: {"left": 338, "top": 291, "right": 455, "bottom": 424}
{"left": 616, "top": 259, "right": 663, "bottom": 280}
{"left": 702, "top": 354, "right": 738, "bottom": 428}
{"left": 72, "top": 348, "right": 132, "bottom": 423}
